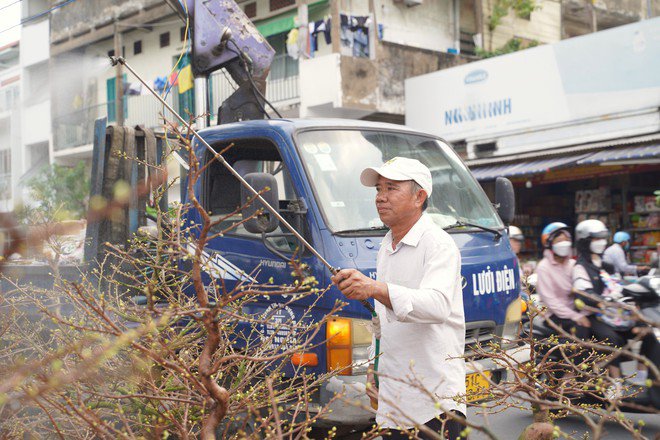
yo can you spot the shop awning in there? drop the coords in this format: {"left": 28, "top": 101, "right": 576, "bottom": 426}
{"left": 257, "top": 13, "right": 296, "bottom": 38}
{"left": 576, "top": 144, "right": 660, "bottom": 165}
{"left": 255, "top": 0, "right": 328, "bottom": 38}
{"left": 470, "top": 154, "right": 588, "bottom": 181}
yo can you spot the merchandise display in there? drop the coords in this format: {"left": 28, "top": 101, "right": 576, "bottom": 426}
{"left": 574, "top": 187, "right": 620, "bottom": 230}
{"left": 575, "top": 188, "right": 611, "bottom": 213}
{"left": 495, "top": 171, "right": 656, "bottom": 265}
{"left": 629, "top": 195, "right": 660, "bottom": 263}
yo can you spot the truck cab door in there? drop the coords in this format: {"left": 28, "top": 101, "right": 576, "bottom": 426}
{"left": 199, "top": 135, "right": 319, "bottom": 295}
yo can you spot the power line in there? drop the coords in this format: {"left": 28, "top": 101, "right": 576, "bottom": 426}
{"left": 116, "top": 19, "right": 184, "bottom": 29}
{"left": 0, "top": 0, "right": 22, "bottom": 13}
{"left": 0, "top": 0, "right": 78, "bottom": 36}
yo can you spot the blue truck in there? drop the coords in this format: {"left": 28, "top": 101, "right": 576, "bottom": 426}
{"left": 179, "top": 117, "right": 524, "bottom": 426}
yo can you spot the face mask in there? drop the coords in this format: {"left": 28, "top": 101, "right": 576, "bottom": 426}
{"left": 590, "top": 239, "right": 608, "bottom": 255}
{"left": 551, "top": 242, "right": 572, "bottom": 257}
{"left": 623, "top": 242, "right": 630, "bottom": 251}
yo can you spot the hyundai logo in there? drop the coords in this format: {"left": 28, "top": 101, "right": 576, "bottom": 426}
{"left": 464, "top": 69, "right": 488, "bottom": 84}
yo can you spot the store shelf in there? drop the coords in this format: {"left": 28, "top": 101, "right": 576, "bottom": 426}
{"left": 630, "top": 245, "right": 656, "bottom": 250}
{"left": 576, "top": 211, "right": 613, "bottom": 214}
{"left": 630, "top": 228, "right": 660, "bottom": 232}
{"left": 629, "top": 211, "right": 660, "bottom": 215}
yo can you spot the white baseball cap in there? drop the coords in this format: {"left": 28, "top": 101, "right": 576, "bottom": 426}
{"left": 360, "top": 157, "right": 433, "bottom": 196}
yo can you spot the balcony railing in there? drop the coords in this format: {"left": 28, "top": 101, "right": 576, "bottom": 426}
{"left": 53, "top": 64, "right": 300, "bottom": 152}
{"left": 53, "top": 94, "right": 177, "bottom": 152}
{"left": 209, "top": 74, "right": 300, "bottom": 108}
{"left": 0, "top": 85, "right": 19, "bottom": 114}
{"left": 53, "top": 103, "right": 106, "bottom": 152}
{"left": 0, "top": 173, "right": 11, "bottom": 201}
{"left": 209, "top": 57, "right": 299, "bottom": 119}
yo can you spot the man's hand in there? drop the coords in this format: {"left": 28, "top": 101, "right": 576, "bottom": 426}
{"left": 331, "top": 269, "right": 379, "bottom": 301}
{"left": 366, "top": 364, "right": 379, "bottom": 405}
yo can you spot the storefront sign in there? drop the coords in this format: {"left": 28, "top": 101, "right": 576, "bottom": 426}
{"left": 406, "top": 18, "right": 660, "bottom": 141}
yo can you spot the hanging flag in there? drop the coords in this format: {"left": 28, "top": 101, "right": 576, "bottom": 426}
{"left": 178, "top": 63, "right": 193, "bottom": 94}
{"left": 169, "top": 71, "right": 179, "bottom": 87}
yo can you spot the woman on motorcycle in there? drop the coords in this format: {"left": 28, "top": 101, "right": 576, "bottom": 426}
{"left": 536, "top": 222, "right": 590, "bottom": 339}
{"left": 572, "top": 219, "right": 659, "bottom": 395}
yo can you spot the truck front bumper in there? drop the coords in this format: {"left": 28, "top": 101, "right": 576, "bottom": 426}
{"left": 312, "top": 343, "right": 531, "bottom": 427}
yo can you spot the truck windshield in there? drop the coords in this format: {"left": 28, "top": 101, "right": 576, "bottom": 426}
{"left": 296, "top": 129, "right": 503, "bottom": 233}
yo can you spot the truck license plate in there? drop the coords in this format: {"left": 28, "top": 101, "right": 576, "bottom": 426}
{"left": 465, "top": 371, "right": 491, "bottom": 402}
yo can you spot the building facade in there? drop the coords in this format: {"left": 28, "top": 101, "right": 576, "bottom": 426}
{"left": 1, "top": 0, "right": 655, "bottom": 210}
{"left": 0, "top": 41, "right": 20, "bottom": 211}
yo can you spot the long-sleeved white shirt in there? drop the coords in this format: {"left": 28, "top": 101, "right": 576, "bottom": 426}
{"left": 603, "top": 243, "right": 638, "bottom": 276}
{"left": 372, "top": 213, "right": 466, "bottom": 429}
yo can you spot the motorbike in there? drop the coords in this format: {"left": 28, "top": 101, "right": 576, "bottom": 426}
{"left": 524, "top": 273, "right": 660, "bottom": 411}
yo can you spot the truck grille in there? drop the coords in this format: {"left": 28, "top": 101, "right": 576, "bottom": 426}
{"left": 465, "top": 320, "right": 497, "bottom": 356}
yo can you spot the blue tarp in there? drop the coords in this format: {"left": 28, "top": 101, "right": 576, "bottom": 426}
{"left": 470, "top": 154, "right": 588, "bottom": 181}
{"left": 576, "top": 144, "right": 660, "bottom": 165}
{"left": 470, "top": 143, "right": 660, "bottom": 181}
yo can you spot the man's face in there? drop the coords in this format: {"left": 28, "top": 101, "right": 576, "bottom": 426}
{"left": 510, "top": 239, "right": 522, "bottom": 255}
{"left": 375, "top": 176, "right": 424, "bottom": 228}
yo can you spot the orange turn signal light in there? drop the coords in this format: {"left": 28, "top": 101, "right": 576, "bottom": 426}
{"left": 520, "top": 298, "right": 528, "bottom": 314}
{"left": 327, "top": 317, "right": 351, "bottom": 347}
{"left": 291, "top": 352, "right": 318, "bottom": 367}
{"left": 326, "top": 317, "right": 352, "bottom": 375}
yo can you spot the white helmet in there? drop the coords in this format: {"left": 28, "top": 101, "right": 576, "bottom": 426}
{"left": 508, "top": 225, "right": 524, "bottom": 241}
{"left": 575, "top": 219, "right": 608, "bottom": 241}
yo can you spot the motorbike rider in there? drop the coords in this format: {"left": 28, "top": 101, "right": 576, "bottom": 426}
{"left": 572, "top": 219, "right": 659, "bottom": 396}
{"left": 536, "top": 222, "right": 590, "bottom": 339}
{"left": 603, "top": 231, "right": 650, "bottom": 277}
{"left": 509, "top": 225, "right": 526, "bottom": 278}
{"left": 509, "top": 225, "right": 524, "bottom": 256}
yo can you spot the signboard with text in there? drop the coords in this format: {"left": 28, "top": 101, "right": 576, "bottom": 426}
{"left": 405, "top": 18, "right": 660, "bottom": 141}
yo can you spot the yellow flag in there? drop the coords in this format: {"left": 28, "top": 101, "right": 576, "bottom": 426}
{"left": 178, "top": 64, "right": 193, "bottom": 94}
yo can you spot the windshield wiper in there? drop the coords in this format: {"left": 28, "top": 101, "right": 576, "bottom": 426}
{"left": 334, "top": 226, "right": 389, "bottom": 235}
{"left": 443, "top": 220, "right": 502, "bottom": 239}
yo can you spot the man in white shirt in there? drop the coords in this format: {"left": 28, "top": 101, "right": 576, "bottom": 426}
{"left": 603, "top": 231, "right": 649, "bottom": 277}
{"left": 331, "top": 157, "right": 466, "bottom": 439}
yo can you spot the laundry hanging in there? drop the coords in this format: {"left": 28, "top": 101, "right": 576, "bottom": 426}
{"left": 340, "top": 13, "right": 371, "bottom": 58}
{"left": 153, "top": 76, "right": 167, "bottom": 94}
{"left": 310, "top": 19, "right": 331, "bottom": 46}
{"left": 286, "top": 27, "right": 300, "bottom": 59}
{"left": 307, "top": 17, "right": 332, "bottom": 56}
{"left": 126, "top": 82, "right": 142, "bottom": 95}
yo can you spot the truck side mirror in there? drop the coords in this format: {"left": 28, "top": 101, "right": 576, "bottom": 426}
{"left": 495, "top": 177, "right": 515, "bottom": 226}
{"left": 241, "top": 173, "right": 280, "bottom": 234}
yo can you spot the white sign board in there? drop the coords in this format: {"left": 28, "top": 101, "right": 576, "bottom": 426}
{"left": 405, "top": 18, "right": 660, "bottom": 141}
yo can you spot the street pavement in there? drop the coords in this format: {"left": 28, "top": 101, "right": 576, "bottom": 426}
{"left": 467, "top": 359, "right": 659, "bottom": 439}
{"left": 467, "top": 404, "right": 660, "bottom": 439}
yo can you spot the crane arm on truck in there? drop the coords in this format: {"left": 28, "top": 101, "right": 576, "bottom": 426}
{"left": 85, "top": 1, "right": 276, "bottom": 261}
{"left": 163, "top": 0, "right": 276, "bottom": 123}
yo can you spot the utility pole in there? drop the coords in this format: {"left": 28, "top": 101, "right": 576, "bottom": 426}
{"left": 114, "top": 22, "right": 124, "bottom": 126}
{"left": 330, "top": 0, "right": 340, "bottom": 54}
{"left": 646, "top": 0, "right": 653, "bottom": 19}
{"left": 473, "top": 0, "right": 483, "bottom": 49}
{"left": 453, "top": 0, "right": 461, "bottom": 54}
{"left": 585, "top": 0, "right": 597, "bottom": 33}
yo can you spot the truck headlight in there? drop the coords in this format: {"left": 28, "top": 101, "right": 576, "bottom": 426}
{"left": 501, "top": 297, "right": 522, "bottom": 346}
